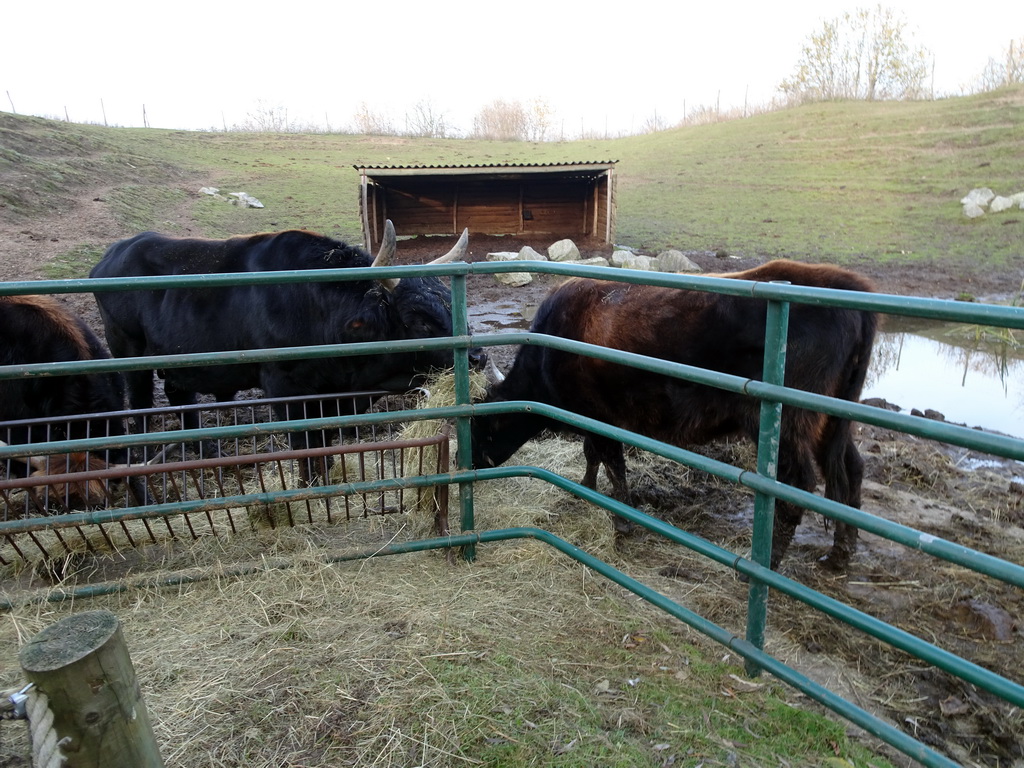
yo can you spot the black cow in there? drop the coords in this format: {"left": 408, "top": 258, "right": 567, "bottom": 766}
{"left": 90, "top": 220, "right": 475, "bottom": 482}
{"left": 1, "top": 295, "right": 129, "bottom": 508}
{"left": 471, "top": 261, "right": 878, "bottom": 571}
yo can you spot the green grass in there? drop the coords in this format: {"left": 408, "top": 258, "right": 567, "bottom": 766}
{"left": 379, "top": 621, "right": 893, "bottom": 768}
{"left": 3, "top": 87, "right": 1021, "bottom": 269}
{"left": 42, "top": 243, "right": 106, "bottom": 279}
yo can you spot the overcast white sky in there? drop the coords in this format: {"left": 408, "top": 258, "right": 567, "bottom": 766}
{"left": 3, "top": 0, "right": 1021, "bottom": 137}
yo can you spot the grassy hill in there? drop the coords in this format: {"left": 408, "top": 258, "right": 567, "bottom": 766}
{"left": 2, "top": 85, "right": 1022, "bottom": 270}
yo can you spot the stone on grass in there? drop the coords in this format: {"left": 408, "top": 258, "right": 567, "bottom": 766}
{"left": 610, "top": 250, "right": 635, "bottom": 267}
{"left": 656, "top": 250, "right": 702, "bottom": 273}
{"left": 989, "top": 196, "right": 1016, "bottom": 213}
{"left": 548, "top": 239, "right": 580, "bottom": 262}
{"left": 960, "top": 188, "right": 995, "bottom": 207}
{"left": 621, "top": 254, "right": 656, "bottom": 271}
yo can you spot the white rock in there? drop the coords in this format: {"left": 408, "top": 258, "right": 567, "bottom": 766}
{"left": 990, "top": 196, "right": 1016, "bottom": 213}
{"left": 547, "top": 239, "right": 580, "bottom": 262}
{"left": 518, "top": 245, "right": 546, "bottom": 260}
{"left": 494, "top": 271, "right": 533, "bottom": 287}
{"left": 962, "top": 202, "right": 987, "bottom": 218}
{"left": 656, "top": 250, "right": 703, "bottom": 273}
{"left": 621, "top": 254, "right": 656, "bottom": 271}
{"left": 229, "top": 192, "right": 264, "bottom": 208}
{"left": 610, "top": 250, "right": 635, "bottom": 267}
{"left": 486, "top": 251, "right": 520, "bottom": 261}
{"left": 564, "top": 257, "right": 610, "bottom": 268}
{"left": 960, "top": 188, "right": 995, "bottom": 207}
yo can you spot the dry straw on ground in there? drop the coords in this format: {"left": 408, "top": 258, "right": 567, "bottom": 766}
{"left": 0, "top": 394, "right": 1022, "bottom": 766}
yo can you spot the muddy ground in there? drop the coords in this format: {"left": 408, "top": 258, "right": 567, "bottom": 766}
{"left": 1, "top": 185, "right": 1023, "bottom": 766}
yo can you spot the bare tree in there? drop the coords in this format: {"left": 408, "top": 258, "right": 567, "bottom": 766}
{"left": 404, "top": 99, "right": 452, "bottom": 138}
{"left": 352, "top": 102, "right": 396, "bottom": 136}
{"left": 234, "top": 100, "right": 293, "bottom": 132}
{"left": 972, "top": 37, "right": 1024, "bottom": 91}
{"left": 469, "top": 98, "right": 559, "bottom": 141}
{"left": 526, "top": 98, "right": 555, "bottom": 141}
{"left": 640, "top": 110, "right": 667, "bottom": 134}
{"left": 471, "top": 99, "right": 530, "bottom": 140}
{"left": 780, "top": 5, "right": 930, "bottom": 102}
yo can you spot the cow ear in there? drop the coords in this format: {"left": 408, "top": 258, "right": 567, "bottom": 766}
{"left": 370, "top": 220, "right": 400, "bottom": 292}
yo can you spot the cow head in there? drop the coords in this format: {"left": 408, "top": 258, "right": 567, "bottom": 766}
{"left": 362, "top": 222, "right": 485, "bottom": 384}
{"left": 470, "top": 389, "right": 549, "bottom": 470}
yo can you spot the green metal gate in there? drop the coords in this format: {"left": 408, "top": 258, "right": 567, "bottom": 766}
{"left": 2, "top": 259, "right": 1023, "bottom": 768}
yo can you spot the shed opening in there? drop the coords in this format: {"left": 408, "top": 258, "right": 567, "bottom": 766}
{"left": 355, "top": 161, "right": 617, "bottom": 250}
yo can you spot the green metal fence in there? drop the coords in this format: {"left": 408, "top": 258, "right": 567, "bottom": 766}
{"left": 2, "top": 260, "right": 1023, "bottom": 768}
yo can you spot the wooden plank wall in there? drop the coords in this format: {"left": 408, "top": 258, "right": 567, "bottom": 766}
{"left": 368, "top": 172, "right": 615, "bottom": 246}
{"left": 521, "top": 180, "right": 588, "bottom": 236}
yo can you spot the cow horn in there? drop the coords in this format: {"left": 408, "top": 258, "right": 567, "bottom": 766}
{"left": 486, "top": 358, "right": 506, "bottom": 383}
{"left": 370, "top": 220, "right": 400, "bottom": 292}
{"left": 426, "top": 228, "right": 470, "bottom": 266}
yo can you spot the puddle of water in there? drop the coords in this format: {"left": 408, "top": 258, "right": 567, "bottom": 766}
{"left": 470, "top": 299, "right": 533, "bottom": 332}
{"left": 862, "top": 316, "right": 1024, "bottom": 439}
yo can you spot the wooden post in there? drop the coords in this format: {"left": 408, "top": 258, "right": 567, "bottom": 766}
{"left": 19, "top": 610, "right": 164, "bottom": 768}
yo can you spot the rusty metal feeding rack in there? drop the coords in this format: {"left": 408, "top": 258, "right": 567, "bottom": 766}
{"left": 0, "top": 391, "right": 450, "bottom": 566}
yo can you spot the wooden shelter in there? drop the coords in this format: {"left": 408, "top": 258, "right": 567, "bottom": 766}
{"left": 354, "top": 161, "right": 617, "bottom": 250}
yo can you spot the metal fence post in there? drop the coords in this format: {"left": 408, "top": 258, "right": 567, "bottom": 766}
{"left": 745, "top": 290, "right": 790, "bottom": 676}
{"left": 450, "top": 272, "right": 476, "bottom": 561}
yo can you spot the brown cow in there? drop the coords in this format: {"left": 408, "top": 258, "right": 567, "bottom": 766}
{"left": 1, "top": 295, "right": 129, "bottom": 512}
{"left": 471, "top": 260, "right": 878, "bottom": 571}
{"left": 0, "top": 440, "right": 112, "bottom": 510}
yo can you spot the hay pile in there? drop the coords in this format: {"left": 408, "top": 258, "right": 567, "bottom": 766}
{"left": 0, "top": 415, "right": 1021, "bottom": 766}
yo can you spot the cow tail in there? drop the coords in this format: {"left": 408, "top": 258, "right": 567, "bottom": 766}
{"left": 819, "top": 310, "right": 878, "bottom": 507}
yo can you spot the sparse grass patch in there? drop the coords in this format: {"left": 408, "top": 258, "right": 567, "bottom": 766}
{"left": 106, "top": 184, "right": 191, "bottom": 233}
{"left": 42, "top": 243, "right": 106, "bottom": 279}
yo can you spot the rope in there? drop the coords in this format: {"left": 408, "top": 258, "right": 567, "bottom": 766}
{"left": 1, "top": 685, "right": 67, "bottom": 768}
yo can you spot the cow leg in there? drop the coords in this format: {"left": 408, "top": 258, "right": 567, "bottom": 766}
{"left": 818, "top": 436, "right": 865, "bottom": 571}
{"left": 770, "top": 447, "right": 819, "bottom": 569}
{"left": 582, "top": 435, "right": 634, "bottom": 534}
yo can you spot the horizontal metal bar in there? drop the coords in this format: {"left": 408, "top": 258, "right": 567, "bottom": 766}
{"left": 0, "top": 263, "right": 475, "bottom": 296}
{"left": 4, "top": 259, "right": 1021, "bottom": 328}
{"left": 464, "top": 260, "right": 1024, "bottom": 328}
{"left": 0, "top": 406, "right": 458, "bottom": 458}
{"left": 0, "top": 335, "right": 476, "bottom": 380}
{"left": 469, "top": 399, "right": 1024, "bottom": 589}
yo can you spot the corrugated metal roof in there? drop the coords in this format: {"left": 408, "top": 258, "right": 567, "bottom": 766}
{"left": 354, "top": 160, "right": 616, "bottom": 172}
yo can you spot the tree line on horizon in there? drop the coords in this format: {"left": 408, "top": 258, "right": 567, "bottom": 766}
{"left": 12, "top": 5, "right": 1018, "bottom": 139}
{"left": 235, "top": 6, "right": 1020, "bottom": 140}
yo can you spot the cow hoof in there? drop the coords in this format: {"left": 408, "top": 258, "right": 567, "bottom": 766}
{"left": 817, "top": 550, "right": 851, "bottom": 572}
{"left": 612, "top": 517, "right": 635, "bottom": 536}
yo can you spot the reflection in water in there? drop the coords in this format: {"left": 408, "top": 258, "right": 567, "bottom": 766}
{"left": 862, "top": 316, "right": 1024, "bottom": 439}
